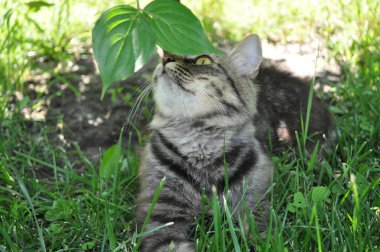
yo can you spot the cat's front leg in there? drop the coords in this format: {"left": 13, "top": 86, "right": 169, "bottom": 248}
{"left": 140, "top": 227, "right": 195, "bottom": 252}
{"left": 136, "top": 189, "right": 197, "bottom": 252}
{"left": 248, "top": 198, "right": 270, "bottom": 233}
{"left": 229, "top": 188, "right": 270, "bottom": 234}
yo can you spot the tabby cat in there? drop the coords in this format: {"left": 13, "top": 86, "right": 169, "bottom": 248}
{"left": 136, "top": 35, "right": 334, "bottom": 252}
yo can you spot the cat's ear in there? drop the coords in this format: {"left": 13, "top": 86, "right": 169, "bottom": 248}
{"left": 228, "top": 34, "right": 262, "bottom": 78}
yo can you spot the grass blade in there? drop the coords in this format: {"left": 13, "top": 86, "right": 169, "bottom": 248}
{"left": 15, "top": 151, "right": 91, "bottom": 186}
{"left": 135, "top": 177, "right": 166, "bottom": 251}
{"left": 223, "top": 196, "right": 241, "bottom": 252}
{"left": 212, "top": 186, "right": 222, "bottom": 252}
{"left": 16, "top": 174, "right": 46, "bottom": 252}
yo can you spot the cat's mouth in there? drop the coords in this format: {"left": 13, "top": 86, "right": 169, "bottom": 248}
{"left": 158, "top": 68, "right": 172, "bottom": 81}
{"left": 153, "top": 64, "right": 167, "bottom": 82}
{"left": 161, "top": 67, "right": 195, "bottom": 94}
{"left": 155, "top": 63, "right": 172, "bottom": 78}
{"left": 153, "top": 62, "right": 195, "bottom": 94}
{"left": 156, "top": 64, "right": 175, "bottom": 81}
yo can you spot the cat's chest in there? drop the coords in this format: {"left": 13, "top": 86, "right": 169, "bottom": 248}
{"left": 165, "top": 127, "right": 225, "bottom": 168}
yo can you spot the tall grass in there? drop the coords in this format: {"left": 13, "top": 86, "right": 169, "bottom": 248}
{"left": 0, "top": 0, "right": 126, "bottom": 120}
{"left": 0, "top": 0, "right": 70, "bottom": 121}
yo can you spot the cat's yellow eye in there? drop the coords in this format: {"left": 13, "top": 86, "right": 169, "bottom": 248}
{"left": 195, "top": 55, "right": 212, "bottom": 65}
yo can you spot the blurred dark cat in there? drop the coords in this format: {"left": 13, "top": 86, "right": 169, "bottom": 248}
{"left": 254, "top": 59, "right": 335, "bottom": 155}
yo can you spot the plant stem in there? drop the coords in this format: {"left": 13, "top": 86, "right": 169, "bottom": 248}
{"left": 136, "top": 0, "right": 140, "bottom": 9}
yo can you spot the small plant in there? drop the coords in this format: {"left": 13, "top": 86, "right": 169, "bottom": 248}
{"left": 92, "top": 0, "right": 222, "bottom": 97}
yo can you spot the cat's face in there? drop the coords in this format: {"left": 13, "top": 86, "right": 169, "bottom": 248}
{"left": 153, "top": 35, "right": 262, "bottom": 119}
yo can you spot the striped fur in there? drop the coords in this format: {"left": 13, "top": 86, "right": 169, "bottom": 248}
{"left": 136, "top": 35, "right": 273, "bottom": 252}
{"left": 136, "top": 34, "right": 336, "bottom": 251}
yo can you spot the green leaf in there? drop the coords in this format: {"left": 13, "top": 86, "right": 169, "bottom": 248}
{"left": 92, "top": 5, "right": 156, "bottom": 98}
{"left": 45, "top": 200, "right": 73, "bottom": 222}
{"left": 293, "top": 192, "right": 307, "bottom": 208}
{"left": 144, "top": 0, "right": 222, "bottom": 56}
{"left": 0, "top": 163, "right": 15, "bottom": 184}
{"left": 99, "top": 143, "right": 121, "bottom": 179}
{"left": 311, "top": 186, "right": 330, "bottom": 204}
{"left": 47, "top": 223, "right": 63, "bottom": 234}
{"left": 82, "top": 241, "right": 95, "bottom": 250}
{"left": 287, "top": 203, "right": 296, "bottom": 213}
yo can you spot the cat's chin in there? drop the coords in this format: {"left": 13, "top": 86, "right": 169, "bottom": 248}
{"left": 154, "top": 68, "right": 177, "bottom": 88}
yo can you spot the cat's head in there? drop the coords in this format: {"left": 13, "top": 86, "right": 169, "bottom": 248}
{"left": 153, "top": 35, "right": 262, "bottom": 120}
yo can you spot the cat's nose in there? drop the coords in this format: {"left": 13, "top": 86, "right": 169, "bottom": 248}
{"left": 162, "top": 56, "right": 176, "bottom": 66}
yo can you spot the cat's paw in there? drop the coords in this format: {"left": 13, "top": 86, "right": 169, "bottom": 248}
{"left": 167, "top": 240, "right": 195, "bottom": 252}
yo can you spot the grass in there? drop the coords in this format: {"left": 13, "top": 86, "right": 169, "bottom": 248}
{"left": 1, "top": 0, "right": 379, "bottom": 251}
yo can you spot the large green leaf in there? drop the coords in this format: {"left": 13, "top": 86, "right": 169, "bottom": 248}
{"left": 92, "top": 5, "right": 156, "bottom": 98}
{"left": 92, "top": 1, "right": 222, "bottom": 97}
{"left": 144, "top": 0, "right": 222, "bottom": 56}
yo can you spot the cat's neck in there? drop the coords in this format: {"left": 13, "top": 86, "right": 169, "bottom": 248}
{"left": 151, "top": 113, "right": 234, "bottom": 144}
{"left": 150, "top": 113, "right": 253, "bottom": 168}
{"left": 151, "top": 111, "right": 251, "bottom": 130}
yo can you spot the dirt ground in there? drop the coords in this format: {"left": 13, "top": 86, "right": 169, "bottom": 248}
{"left": 23, "top": 42, "right": 340, "bottom": 164}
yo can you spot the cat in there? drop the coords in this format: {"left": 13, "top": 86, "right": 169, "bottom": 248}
{"left": 136, "top": 34, "right": 335, "bottom": 252}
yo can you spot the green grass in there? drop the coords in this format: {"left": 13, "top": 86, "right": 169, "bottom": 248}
{"left": 1, "top": 0, "right": 379, "bottom": 251}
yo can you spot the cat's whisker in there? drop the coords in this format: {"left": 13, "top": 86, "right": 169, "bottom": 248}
{"left": 202, "top": 91, "right": 226, "bottom": 117}
{"left": 197, "top": 86, "right": 227, "bottom": 115}
{"left": 133, "top": 85, "right": 153, "bottom": 121}
{"left": 128, "top": 82, "right": 151, "bottom": 121}
{"left": 199, "top": 89, "right": 227, "bottom": 121}
{"left": 196, "top": 87, "right": 229, "bottom": 127}
{"left": 137, "top": 79, "right": 155, "bottom": 117}
{"left": 125, "top": 81, "right": 153, "bottom": 131}
{"left": 123, "top": 82, "right": 149, "bottom": 130}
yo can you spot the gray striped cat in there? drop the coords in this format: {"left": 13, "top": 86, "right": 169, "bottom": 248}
{"left": 136, "top": 35, "right": 333, "bottom": 251}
